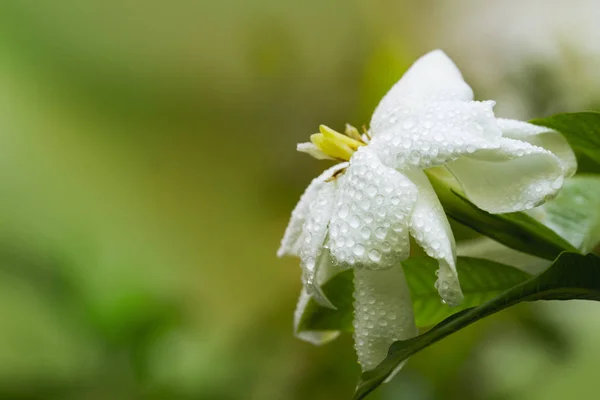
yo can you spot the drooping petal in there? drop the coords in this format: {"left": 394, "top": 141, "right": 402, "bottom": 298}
{"left": 446, "top": 137, "right": 565, "bottom": 213}
{"left": 278, "top": 163, "right": 348, "bottom": 258}
{"left": 370, "top": 50, "right": 474, "bottom": 135}
{"left": 294, "top": 250, "right": 343, "bottom": 344}
{"left": 497, "top": 118, "right": 577, "bottom": 177}
{"left": 405, "top": 170, "right": 463, "bottom": 307}
{"left": 293, "top": 289, "right": 340, "bottom": 345}
{"left": 305, "top": 248, "right": 341, "bottom": 309}
{"left": 353, "top": 265, "right": 418, "bottom": 371}
{"left": 299, "top": 179, "right": 338, "bottom": 298}
{"left": 327, "top": 147, "right": 418, "bottom": 270}
{"left": 369, "top": 100, "right": 501, "bottom": 170}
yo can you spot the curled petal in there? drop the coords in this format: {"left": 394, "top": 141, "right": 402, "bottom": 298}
{"left": 369, "top": 100, "right": 501, "bottom": 170}
{"left": 497, "top": 118, "right": 577, "bottom": 178}
{"left": 294, "top": 250, "right": 343, "bottom": 344}
{"left": 446, "top": 137, "right": 564, "bottom": 213}
{"left": 299, "top": 180, "right": 338, "bottom": 299}
{"left": 278, "top": 163, "right": 348, "bottom": 258}
{"left": 405, "top": 170, "right": 463, "bottom": 307}
{"left": 293, "top": 289, "right": 340, "bottom": 345}
{"left": 328, "top": 147, "right": 418, "bottom": 270}
{"left": 304, "top": 249, "right": 340, "bottom": 309}
{"left": 353, "top": 265, "right": 418, "bottom": 371}
{"left": 371, "top": 50, "right": 474, "bottom": 135}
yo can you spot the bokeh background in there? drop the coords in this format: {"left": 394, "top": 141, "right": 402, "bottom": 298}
{"left": 0, "top": 1, "right": 599, "bottom": 399}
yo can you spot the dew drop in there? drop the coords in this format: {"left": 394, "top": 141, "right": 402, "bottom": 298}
{"left": 338, "top": 204, "right": 349, "bottom": 218}
{"left": 353, "top": 244, "right": 365, "bottom": 256}
{"left": 366, "top": 185, "right": 377, "bottom": 197}
{"left": 360, "top": 227, "right": 371, "bottom": 239}
{"left": 368, "top": 249, "right": 382, "bottom": 263}
{"left": 402, "top": 116, "right": 418, "bottom": 130}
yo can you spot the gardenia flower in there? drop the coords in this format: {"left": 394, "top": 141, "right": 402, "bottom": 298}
{"left": 278, "top": 50, "right": 576, "bottom": 371}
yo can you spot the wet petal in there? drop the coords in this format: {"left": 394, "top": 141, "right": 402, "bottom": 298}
{"left": 305, "top": 248, "right": 341, "bottom": 308}
{"left": 299, "top": 179, "right": 337, "bottom": 291}
{"left": 447, "top": 137, "right": 564, "bottom": 213}
{"left": 294, "top": 250, "right": 343, "bottom": 344}
{"left": 328, "top": 147, "right": 418, "bottom": 270}
{"left": 353, "top": 265, "right": 418, "bottom": 371}
{"left": 369, "top": 100, "right": 501, "bottom": 170}
{"left": 497, "top": 118, "right": 577, "bottom": 177}
{"left": 278, "top": 163, "right": 347, "bottom": 257}
{"left": 371, "top": 50, "right": 474, "bottom": 135}
{"left": 405, "top": 170, "right": 463, "bottom": 307}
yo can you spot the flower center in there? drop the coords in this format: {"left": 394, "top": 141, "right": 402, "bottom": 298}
{"left": 309, "top": 124, "right": 368, "bottom": 161}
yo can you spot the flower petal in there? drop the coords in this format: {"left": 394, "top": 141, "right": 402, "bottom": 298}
{"left": 405, "top": 170, "right": 463, "bottom": 307}
{"left": 446, "top": 137, "right": 565, "bottom": 213}
{"left": 294, "top": 249, "right": 343, "bottom": 344}
{"left": 370, "top": 50, "right": 474, "bottom": 135}
{"left": 278, "top": 163, "right": 348, "bottom": 258}
{"left": 369, "top": 100, "right": 501, "bottom": 170}
{"left": 299, "top": 178, "right": 338, "bottom": 293}
{"left": 497, "top": 118, "right": 577, "bottom": 177}
{"left": 293, "top": 289, "right": 340, "bottom": 345}
{"left": 353, "top": 265, "right": 418, "bottom": 371}
{"left": 327, "top": 147, "right": 418, "bottom": 270}
{"left": 305, "top": 248, "right": 340, "bottom": 309}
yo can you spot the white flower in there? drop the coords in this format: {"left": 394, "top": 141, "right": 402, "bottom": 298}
{"left": 278, "top": 50, "right": 576, "bottom": 371}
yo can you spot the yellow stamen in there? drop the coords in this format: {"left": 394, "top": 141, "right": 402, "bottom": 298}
{"left": 310, "top": 133, "right": 355, "bottom": 160}
{"left": 345, "top": 124, "right": 363, "bottom": 142}
{"left": 319, "top": 125, "right": 365, "bottom": 150}
{"left": 300, "top": 124, "right": 368, "bottom": 162}
{"left": 362, "top": 125, "right": 372, "bottom": 140}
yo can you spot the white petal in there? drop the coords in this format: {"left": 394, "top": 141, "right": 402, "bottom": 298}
{"left": 299, "top": 179, "right": 337, "bottom": 290}
{"left": 369, "top": 100, "right": 501, "bottom": 170}
{"left": 371, "top": 50, "right": 474, "bottom": 135}
{"left": 446, "top": 137, "right": 565, "bottom": 213}
{"left": 405, "top": 170, "right": 463, "bottom": 307}
{"left": 353, "top": 265, "right": 418, "bottom": 371}
{"left": 496, "top": 117, "right": 549, "bottom": 137}
{"left": 497, "top": 118, "right": 577, "bottom": 178}
{"left": 278, "top": 163, "right": 347, "bottom": 258}
{"left": 305, "top": 248, "right": 340, "bottom": 308}
{"left": 293, "top": 249, "right": 343, "bottom": 344}
{"left": 327, "top": 147, "right": 418, "bottom": 270}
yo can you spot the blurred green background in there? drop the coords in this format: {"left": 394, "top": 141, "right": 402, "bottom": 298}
{"left": 0, "top": 1, "right": 599, "bottom": 399}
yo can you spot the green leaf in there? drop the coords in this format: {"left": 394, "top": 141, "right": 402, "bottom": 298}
{"left": 531, "top": 112, "right": 600, "bottom": 172}
{"left": 353, "top": 252, "right": 600, "bottom": 400}
{"left": 296, "top": 257, "right": 530, "bottom": 333}
{"left": 426, "top": 169, "right": 578, "bottom": 260}
{"left": 534, "top": 175, "right": 600, "bottom": 252}
{"left": 407, "top": 257, "right": 530, "bottom": 327}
